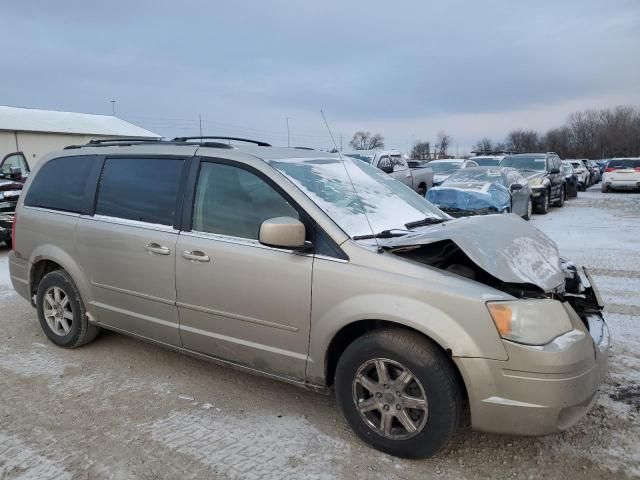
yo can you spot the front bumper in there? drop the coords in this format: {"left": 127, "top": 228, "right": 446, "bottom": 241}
{"left": 455, "top": 310, "right": 609, "bottom": 436}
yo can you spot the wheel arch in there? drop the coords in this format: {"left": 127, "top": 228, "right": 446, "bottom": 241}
{"left": 322, "top": 319, "right": 468, "bottom": 403}
{"left": 29, "top": 246, "right": 92, "bottom": 311}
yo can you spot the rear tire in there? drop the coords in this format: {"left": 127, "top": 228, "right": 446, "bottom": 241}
{"left": 417, "top": 184, "right": 427, "bottom": 197}
{"left": 3, "top": 239, "right": 11, "bottom": 250}
{"left": 36, "top": 270, "right": 100, "bottom": 348}
{"left": 335, "top": 329, "right": 463, "bottom": 459}
{"left": 601, "top": 184, "right": 609, "bottom": 193}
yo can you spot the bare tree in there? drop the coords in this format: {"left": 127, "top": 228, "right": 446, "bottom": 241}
{"left": 436, "top": 131, "right": 452, "bottom": 158}
{"left": 473, "top": 137, "right": 493, "bottom": 154}
{"left": 506, "top": 129, "right": 542, "bottom": 153}
{"left": 543, "top": 126, "right": 573, "bottom": 158}
{"left": 349, "top": 131, "right": 385, "bottom": 150}
{"left": 411, "top": 141, "right": 431, "bottom": 160}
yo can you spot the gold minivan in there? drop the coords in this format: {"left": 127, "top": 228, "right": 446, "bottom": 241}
{"left": 9, "top": 138, "right": 609, "bottom": 458}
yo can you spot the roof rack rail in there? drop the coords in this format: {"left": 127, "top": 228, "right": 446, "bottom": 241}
{"left": 64, "top": 138, "right": 164, "bottom": 149}
{"left": 172, "top": 136, "right": 271, "bottom": 147}
{"left": 87, "top": 138, "right": 163, "bottom": 145}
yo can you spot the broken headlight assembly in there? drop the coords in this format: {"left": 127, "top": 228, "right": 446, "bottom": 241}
{"left": 486, "top": 299, "right": 573, "bottom": 345}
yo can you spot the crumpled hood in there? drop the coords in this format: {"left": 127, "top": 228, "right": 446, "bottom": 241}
{"left": 381, "top": 214, "right": 565, "bottom": 292}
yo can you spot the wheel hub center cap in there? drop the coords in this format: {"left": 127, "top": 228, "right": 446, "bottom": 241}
{"left": 384, "top": 393, "right": 396, "bottom": 404}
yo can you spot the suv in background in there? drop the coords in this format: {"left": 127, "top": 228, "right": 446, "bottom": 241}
{"left": 602, "top": 157, "right": 640, "bottom": 192}
{"left": 9, "top": 137, "right": 608, "bottom": 459}
{"left": 500, "top": 153, "right": 566, "bottom": 214}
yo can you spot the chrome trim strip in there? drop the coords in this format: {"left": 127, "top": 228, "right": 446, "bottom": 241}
{"left": 22, "top": 206, "right": 80, "bottom": 217}
{"left": 181, "top": 230, "right": 297, "bottom": 254}
{"left": 180, "top": 323, "right": 306, "bottom": 360}
{"left": 314, "top": 254, "right": 348, "bottom": 264}
{"left": 84, "top": 214, "right": 179, "bottom": 233}
{"left": 176, "top": 301, "right": 298, "bottom": 332}
{"left": 90, "top": 301, "right": 177, "bottom": 329}
{"left": 91, "top": 281, "right": 175, "bottom": 306}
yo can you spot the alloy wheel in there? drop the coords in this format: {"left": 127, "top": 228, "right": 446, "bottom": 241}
{"left": 43, "top": 286, "right": 73, "bottom": 336}
{"left": 352, "top": 358, "right": 428, "bottom": 440}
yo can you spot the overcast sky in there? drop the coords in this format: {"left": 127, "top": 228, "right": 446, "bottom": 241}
{"left": 2, "top": 1, "right": 639, "bottom": 153}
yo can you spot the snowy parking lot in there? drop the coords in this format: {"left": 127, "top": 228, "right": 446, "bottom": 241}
{"left": 0, "top": 186, "right": 638, "bottom": 480}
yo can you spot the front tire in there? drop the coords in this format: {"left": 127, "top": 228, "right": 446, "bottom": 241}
{"left": 602, "top": 184, "right": 609, "bottom": 193}
{"left": 335, "top": 329, "right": 463, "bottom": 459}
{"left": 36, "top": 270, "right": 99, "bottom": 348}
{"left": 522, "top": 197, "right": 532, "bottom": 220}
{"left": 535, "top": 190, "right": 550, "bottom": 214}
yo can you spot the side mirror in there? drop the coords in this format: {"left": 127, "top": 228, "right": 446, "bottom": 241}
{"left": 549, "top": 168, "right": 560, "bottom": 174}
{"left": 9, "top": 166, "right": 22, "bottom": 180}
{"left": 510, "top": 183, "right": 523, "bottom": 192}
{"left": 259, "top": 217, "right": 309, "bottom": 250}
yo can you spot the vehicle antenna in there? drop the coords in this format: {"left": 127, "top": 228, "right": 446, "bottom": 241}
{"left": 320, "top": 109, "right": 381, "bottom": 253}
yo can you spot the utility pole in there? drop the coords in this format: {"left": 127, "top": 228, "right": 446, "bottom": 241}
{"left": 110, "top": 100, "right": 116, "bottom": 116}
{"left": 340, "top": 134, "right": 343, "bottom": 152}
{"left": 286, "top": 117, "right": 291, "bottom": 147}
{"left": 199, "top": 114, "right": 203, "bottom": 138}
{"left": 456, "top": 144, "right": 459, "bottom": 158}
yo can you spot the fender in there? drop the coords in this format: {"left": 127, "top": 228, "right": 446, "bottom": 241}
{"left": 29, "top": 244, "right": 97, "bottom": 320}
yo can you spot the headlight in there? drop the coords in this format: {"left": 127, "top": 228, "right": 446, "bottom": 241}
{"left": 529, "top": 177, "right": 544, "bottom": 187}
{"left": 486, "top": 300, "right": 573, "bottom": 345}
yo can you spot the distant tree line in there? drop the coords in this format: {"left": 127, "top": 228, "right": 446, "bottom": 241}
{"left": 473, "top": 105, "right": 640, "bottom": 159}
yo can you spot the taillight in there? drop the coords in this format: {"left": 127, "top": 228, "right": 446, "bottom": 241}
{"left": 11, "top": 212, "right": 16, "bottom": 250}
{"left": 635, "top": 167, "right": 640, "bottom": 172}
{"left": 605, "top": 167, "right": 616, "bottom": 172}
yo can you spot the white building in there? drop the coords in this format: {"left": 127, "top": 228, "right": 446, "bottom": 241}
{"left": 0, "top": 106, "right": 160, "bottom": 169}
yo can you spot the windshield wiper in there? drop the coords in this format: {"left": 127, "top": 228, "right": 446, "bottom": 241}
{"left": 352, "top": 229, "right": 410, "bottom": 240}
{"left": 404, "top": 217, "right": 447, "bottom": 229}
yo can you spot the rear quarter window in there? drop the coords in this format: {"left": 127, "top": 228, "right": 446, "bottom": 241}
{"left": 24, "top": 155, "right": 95, "bottom": 213}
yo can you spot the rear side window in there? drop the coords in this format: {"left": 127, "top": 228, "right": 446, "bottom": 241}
{"left": 609, "top": 159, "right": 640, "bottom": 169}
{"left": 96, "top": 157, "right": 184, "bottom": 226}
{"left": 24, "top": 155, "right": 95, "bottom": 213}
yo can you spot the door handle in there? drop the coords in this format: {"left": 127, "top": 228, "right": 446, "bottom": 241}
{"left": 145, "top": 243, "right": 170, "bottom": 255}
{"left": 182, "top": 250, "right": 210, "bottom": 262}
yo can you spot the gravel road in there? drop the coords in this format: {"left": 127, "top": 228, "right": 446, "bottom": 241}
{"left": 1, "top": 187, "right": 638, "bottom": 480}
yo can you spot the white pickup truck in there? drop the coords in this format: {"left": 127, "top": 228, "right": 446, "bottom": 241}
{"left": 343, "top": 150, "right": 434, "bottom": 195}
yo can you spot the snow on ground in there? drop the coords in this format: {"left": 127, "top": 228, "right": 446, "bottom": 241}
{"left": 533, "top": 187, "right": 640, "bottom": 476}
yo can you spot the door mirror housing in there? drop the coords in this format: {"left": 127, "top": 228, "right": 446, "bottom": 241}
{"left": 9, "top": 166, "right": 22, "bottom": 180}
{"left": 259, "top": 217, "right": 308, "bottom": 250}
{"left": 510, "top": 183, "right": 523, "bottom": 192}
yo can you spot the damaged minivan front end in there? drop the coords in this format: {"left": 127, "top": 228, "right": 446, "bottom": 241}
{"left": 380, "top": 214, "right": 610, "bottom": 435}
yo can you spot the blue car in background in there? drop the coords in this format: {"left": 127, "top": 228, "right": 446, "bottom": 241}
{"left": 426, "top": 166, "right": 533, "bottom": 220}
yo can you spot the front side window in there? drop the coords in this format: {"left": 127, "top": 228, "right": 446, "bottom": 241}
{"left": 24, "top": 155, "right": 94, "bottom": 213}
{"left": 192, "top": 162, "right": 298, "bottom": 240}
{"left": 95, "top": 157, "right": 184, "bottom": 226}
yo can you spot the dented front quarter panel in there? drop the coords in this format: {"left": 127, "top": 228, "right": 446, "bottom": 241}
{"left": 380, "top": 214, "right": 565, "bottom": 292}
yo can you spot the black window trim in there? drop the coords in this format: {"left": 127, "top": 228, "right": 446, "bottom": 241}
{"left": 92, "top": 154, "right": 193, "bottom": 230}
{"left": 181, "top": 156, "right": 348, "bottom": 261}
